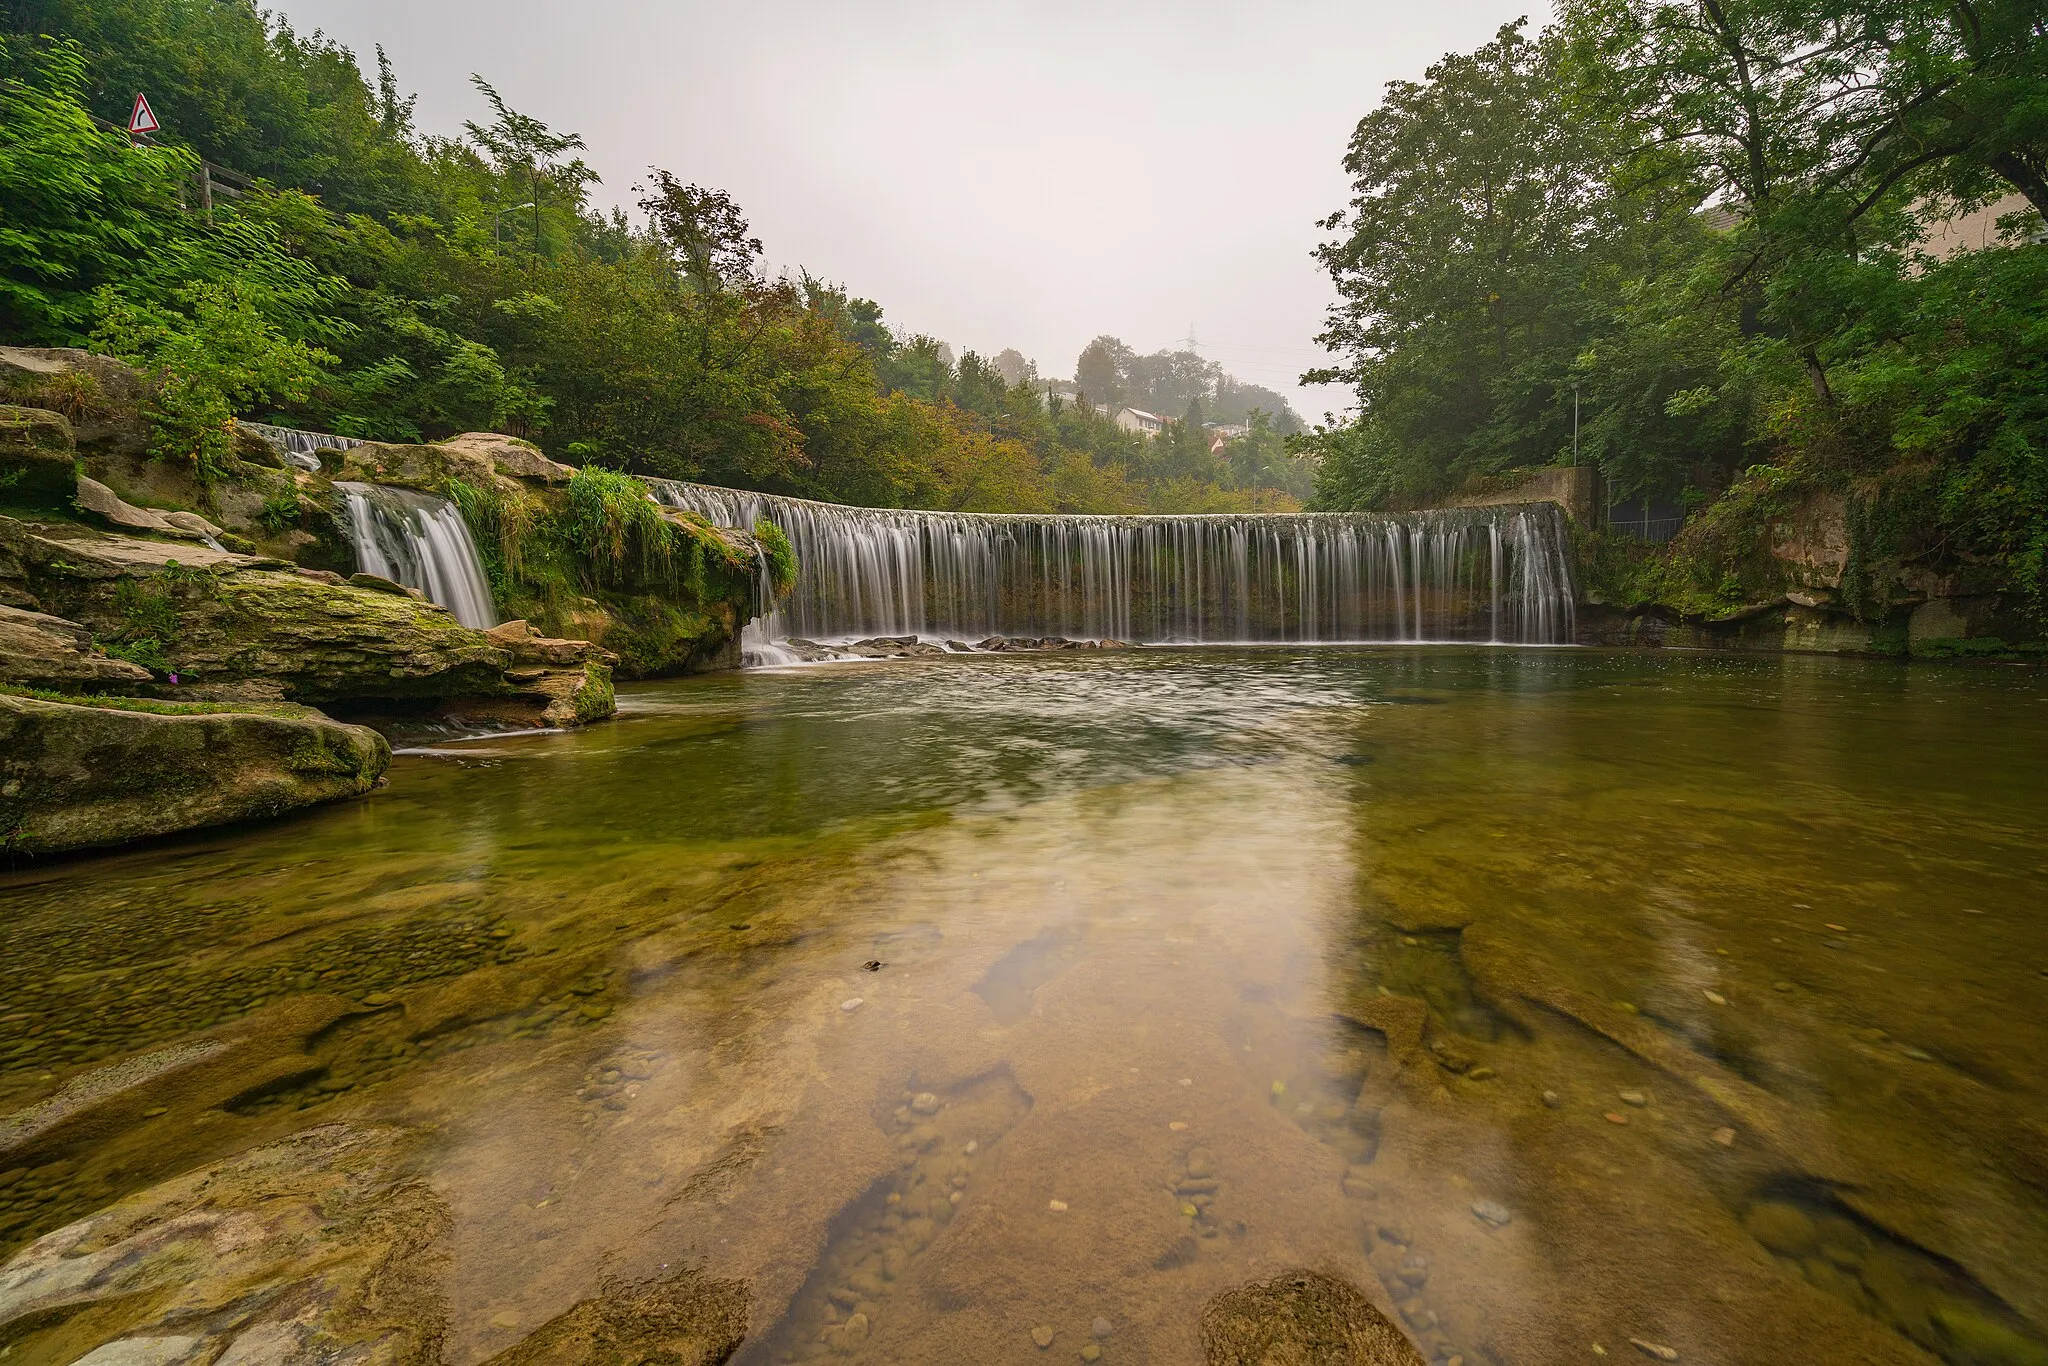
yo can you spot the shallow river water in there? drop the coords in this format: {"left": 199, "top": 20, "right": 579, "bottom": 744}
{"left": 3, "top": 648, "right": 2046, "bottom": 1365}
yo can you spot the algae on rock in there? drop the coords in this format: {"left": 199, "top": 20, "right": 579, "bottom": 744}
{"left": 0, "top": 691, "right": 390, "bottom": 855}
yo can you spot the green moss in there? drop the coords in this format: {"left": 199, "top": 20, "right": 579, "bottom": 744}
{"left": 756, "top": 518, "right": 796, "bottom": 597}
{"left": 95, "top": 561, "right": 222, "bottom": 675}
{"left": 573, "top": 662, "right": 615, "bottom": 725}
{"left": 1912, "top": 636, "right": 2022, "bottom": 660}
{"left": 0, "top": 684, "right": 309, "bottom": 717}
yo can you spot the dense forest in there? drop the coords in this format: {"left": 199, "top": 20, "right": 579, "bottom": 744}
{"left": 0, "top": 0, "right": 1311, "bottom": 514}
{"left": 1304, "top": 2, "right": 2048, "bottom": 620}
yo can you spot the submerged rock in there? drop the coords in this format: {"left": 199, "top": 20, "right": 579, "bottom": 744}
{"left": 0, "top": 692, "right": 389, "bottom": 855}
{"left": 1199, "top": 1269, "right": 1426, "bottom": 1365}
{"left": 0, "top": 1125, "right": 447, "bottom": 1364}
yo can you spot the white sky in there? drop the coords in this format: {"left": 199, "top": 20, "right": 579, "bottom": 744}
{"left": 283, "top": 0, "right": 1543, "bottom": 422}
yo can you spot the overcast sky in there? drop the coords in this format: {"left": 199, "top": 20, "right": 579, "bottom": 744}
{"left": 284, "top": 0, "right": 1543, "bottom": 421}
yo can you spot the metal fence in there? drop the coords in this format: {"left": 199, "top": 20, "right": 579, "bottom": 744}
{"left": 1608, "top": 514, "right": 1687, "bottom": 544}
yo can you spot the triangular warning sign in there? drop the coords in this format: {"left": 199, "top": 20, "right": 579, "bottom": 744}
{"left": 128, "top": 92, "right": 160, "bottom": 136}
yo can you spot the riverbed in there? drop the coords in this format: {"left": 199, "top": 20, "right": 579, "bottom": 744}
{"left": 2, "top": 648, "right": 2045, "bottom": 1365}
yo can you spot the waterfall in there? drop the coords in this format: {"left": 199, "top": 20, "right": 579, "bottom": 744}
{"left": 335, "top": 482, "right": 498, "bottom": 630}
{"left": 239, "top": 421, "right": 367, "bottom": 473}
{"left": 650, "top": 480, "right": 1576, "bottom": 647}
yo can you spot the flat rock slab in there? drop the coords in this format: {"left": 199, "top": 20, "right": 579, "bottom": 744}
{"left": 0, "top": 693, "right": 390, "bottom": 855}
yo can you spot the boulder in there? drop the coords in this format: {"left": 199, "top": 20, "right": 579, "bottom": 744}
{"left": 0, "top": 404, "right": 77, "bottom": 511}
{"left": 0, "top": 603, "right": 152, "bottom": 688}
{"left": 0, "top": 692, "right": 390, "bottom": 855}
{"left": 75, "top": 474, "right": 216, "bottom": 543}
{"left": 1199, "top": 1270, "right": 1427, "bottom": 1366}
{"left": 440, "top": 430, "right": 577, "bottom": 485}
{"left": 0, "top": 348, "right": 151, "bottom": 465}
{"left": 337, "top": 431, "right": 575, "bottom": 497}
{"left": 1770, "top": 489, "right": 1851, "bottom": 588}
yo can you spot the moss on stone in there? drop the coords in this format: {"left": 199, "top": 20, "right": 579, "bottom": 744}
{"left": 0, "top": 692, "right": 391, "bottom": 855}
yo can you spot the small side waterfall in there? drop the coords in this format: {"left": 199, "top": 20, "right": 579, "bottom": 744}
{"left": 336, "top": 482, "right": 498, "bottom": 630}
{"left": 653, "top": 480, "right": 1576, "bottom": 647}
{"left": 240, "top": 421, "right": 367, "bottom": 473}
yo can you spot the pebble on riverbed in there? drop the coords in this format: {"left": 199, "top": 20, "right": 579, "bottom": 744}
{"left": 1032, "top": 1323, "right": 1056, "bottom": 1348}
{"left": 1471, "top": 1199, "right": 1512, "bottom": 1227}
{"left": 1630, "top": 1338, "right": 1679, "bottom": 1360}
{"left": 839, "top": 998, "right": 863, "bottom": 1012}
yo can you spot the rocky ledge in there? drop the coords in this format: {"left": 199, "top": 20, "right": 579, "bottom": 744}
{"left": 0, "top": 515, "right": 615, "bottom": 726}
{"left": 0, "top": 693, "right": 389, "bottom": 856}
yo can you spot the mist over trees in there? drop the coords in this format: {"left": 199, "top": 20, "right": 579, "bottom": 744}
{"left": 0, "top": 0, "right": 1311, "bottom": 514}
{"left": 1305, "top": 4, "right": 2048, "bottom": 617}
{"left": 1073, "top": 336, "right": 1303, "bottom": 434}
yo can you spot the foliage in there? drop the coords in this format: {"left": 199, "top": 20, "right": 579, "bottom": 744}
{"left": 255, "top": 486, "right": 303, "bottom": 533}
{"left": 1309, "top": 0, "right": 2048, "bottom": 627}
{"left": 93, "top": 277, "right": 333, "bottom": 483}
{"left": 0, "top": 37, "right": 196, "bottom": 339}
{"left": 5, "top": 6, "right": 1314, "bottom": 518}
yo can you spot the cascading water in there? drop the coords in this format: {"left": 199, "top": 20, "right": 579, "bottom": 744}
{"left": 652, "top": 480, "right": 1576, "bottom": 649}
{"left": 335, "top": 482, "right": 499, "bottom": 630}
{"left": 239, "top": 421, "right": 367, "bottom": 473}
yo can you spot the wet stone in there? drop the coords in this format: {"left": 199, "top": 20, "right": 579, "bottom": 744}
{"left": 910, "top": 1091, "right": 940, "bottom": 1114}
{"left": 1092, "top": 1316, "right": 1114, "bottom": 1339}
{"left": 1033, "top": 1323, "right": 1057, "bottom": 1348}
{"left": 1471, "top": 1200, "right": 1511, "bottom": 1227}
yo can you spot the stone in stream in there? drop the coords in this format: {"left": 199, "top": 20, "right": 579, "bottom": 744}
{"left": 1619, "top": 1090, "right": 1648, "bottom": 1107}
{"left": 1471, "top": 1199, "right": 1512, "bottom": 1227}
{"left": 1033, "top": 1323, "right": 1057, "bottom": 1348}
{"left": 1199, "top": 1270, "right": 1427, "bottom": 1365}
{"left": 0, "top": 693, "right": 389, "bottom": 856}
{"left": 910, "top": 1092, "right": 940, "bottom": 1114}
{"left": 1629, "top": 1339, "right": 1679, "bottom": 1360}
{"left": 1542, "top": 1090, "right": 1562, "bottom": 1108}
{"left": 1092, "top": 1316, "right": 1114, "bottom": 1339}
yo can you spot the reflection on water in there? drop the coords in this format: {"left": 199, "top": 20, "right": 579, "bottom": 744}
{"left": 2, "top": 648, "right": 2046, "bottom": 1365}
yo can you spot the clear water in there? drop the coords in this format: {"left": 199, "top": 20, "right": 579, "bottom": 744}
{"left": 2, "top": 649, "right": 2045, "bottom": 1365}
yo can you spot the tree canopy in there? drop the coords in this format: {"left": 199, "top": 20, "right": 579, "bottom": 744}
{"left": 1305, "top": 0, "right": 2048, "bottom": 616}
{"left": 0, "top": 1, "right": 1306, "bottom": 513}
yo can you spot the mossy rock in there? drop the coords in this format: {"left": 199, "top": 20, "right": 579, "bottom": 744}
{"left": 0, "top": 691, "right": 390, "bottom": 855}
{"left": 0, "top": 405, "right": 79, "bottom": 513}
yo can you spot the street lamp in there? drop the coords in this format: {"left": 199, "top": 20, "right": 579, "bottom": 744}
{"left": 493, "top": 202, "right": 537, "bottom": 246}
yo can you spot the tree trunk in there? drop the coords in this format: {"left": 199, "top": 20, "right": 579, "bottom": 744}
{"left": 1986, "top": 152, "right": 2048, "bottom": 222}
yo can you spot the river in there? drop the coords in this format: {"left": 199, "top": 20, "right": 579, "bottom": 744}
{"left": 2, "top": 648, "right": 2044, "bottom": 1365}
